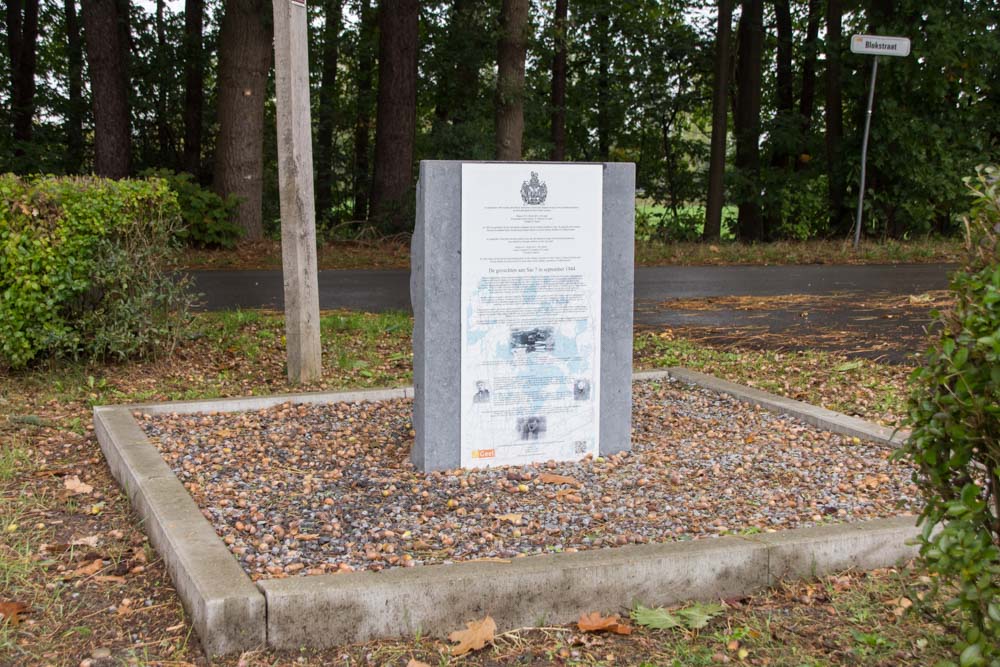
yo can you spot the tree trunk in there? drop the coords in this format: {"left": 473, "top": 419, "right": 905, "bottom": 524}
{"left": 763, "top": 0, "right": 794, "bottom": 236}
{"left": 796, "top": 0, "right": 820, "bottom": 171}
{"left": 824, "top": 0, "right": 846, "bottom": 233}
{"left": 549, "top": 0, "right": 567, "bottom": 160}
{"left": 370, "top": 0, "right": 418, "bottom": 232}
{"left": 595, "top": 7, "right": 610, "bottom": 161}
{"left": 213, "top": 0, "right": 272, "bottom": 240}
{"left": 734, "top": 0, "right": 764, "bottom": 242}
{"left": 7, "top": 0, "right": 41, "bottom": 155}
{"left": 435, "top": 0, "right": 483, "bottom": 127}
{"left": 155, "top": 0, "right": 172, "bottom": 166}
{"left": 65, "top": 0, "right": 85, "bottom": 173}
{"left": 315, "top": 0, "right": 343, "bottom": 224}
{"left": 352, "top": 0, "right": 375, "bottom": 222}
{"left": 703, "top": 0, "right": 733, "bottom": 242}
{"left": 82, "top": 0, "right": 131, "bottom": 178}
{"left": 494, "top": 0, "right": 528, "bottom": 160}
{"left": 773, "top": 0, "right": 793, "bottom": 118}
{"left": 182, "top": 0, "right": 204, "bottom": 176}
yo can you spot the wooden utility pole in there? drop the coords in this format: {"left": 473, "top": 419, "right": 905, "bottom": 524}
{"left": 273, "top": 0, "right": 322, "bottom": 383}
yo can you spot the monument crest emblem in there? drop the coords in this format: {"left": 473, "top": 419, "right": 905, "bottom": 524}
{"left": 520, "top": 172, "right": 548, "bottom": 205}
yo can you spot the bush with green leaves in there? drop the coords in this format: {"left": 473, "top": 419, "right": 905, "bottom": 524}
{"left": 897, "top": 165, "right": 1000, "bottom": 666}
{"left": 140, "top": 168, "right": 242, "bottom": 248}
{"left": 0, "top": 174, "right": 195, "bottom": 368}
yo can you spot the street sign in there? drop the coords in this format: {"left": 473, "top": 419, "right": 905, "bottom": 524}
{"left": 850, "top": 34, "right": 911, "bottom": 57}
{"left": 849, "top": 33, "right": 911, "bottom": 248}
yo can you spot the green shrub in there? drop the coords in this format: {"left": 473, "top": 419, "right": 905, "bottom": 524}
{"left": 140, "top": 168, "right": 242, "bottom": 248}
{"left": 0, "top": 174, "right": 195, "bottom": 368}
{"left": 897, "top": 165, "right": 1000, "bottom": 666}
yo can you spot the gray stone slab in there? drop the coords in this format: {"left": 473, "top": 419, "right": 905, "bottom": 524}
{"left": 93, "top": 406, "right": 266, "bottom": 656}
{"left": 757, "top": 516, "right": 920, "bottom": 584}
{"left": 132, "top": 386, "right": 411, "bottom": 416}
{"left": 635, "top": 368, "right": 909, "bottom": 446}
{"left": 261, "top": 535, "right": 768, "bottom": 649}
{"left": 410, "top": 161, "right": 635, "bottom": 471}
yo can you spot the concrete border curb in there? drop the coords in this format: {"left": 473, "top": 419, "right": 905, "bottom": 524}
{"left": 635, "top": 367, "right": 909, "bottom": 445}
{"left": 94, "top": 406, "right": 267, "bottom": 656}
{"left": 95, "top": 370, "right": 918, "bottom": 655}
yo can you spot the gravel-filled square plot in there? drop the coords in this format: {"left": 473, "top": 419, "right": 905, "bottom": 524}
{"left": 138, "top": 378, "right": 918, "bottom": 581}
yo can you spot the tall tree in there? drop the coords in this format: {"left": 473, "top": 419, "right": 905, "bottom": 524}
{"left": 798, "top": 0, "right": 820, "bottom": 129}
{"left": 7, "top": 0, "right": 40, "bottom": 155}
{"left": 213, "top": 0, "right": 272, "bottom": 240}
{"left": 434, "top": 0, "right": 485, "bottom": 128}
{"left": 370, "top": 0, "right": 418, "bottom": 232}
{"left": 772, "top": 0, "right": 793, "bottom": 119}
{"left": 352, "top": 0, "right": 375, "bottom": 221}
{"left": 733, "top": 0, "right": 764, "bottom": 241}
{"left": 65, "top": 0, "right": 85, "bottom": 173}
{"left": 154, "top": 0, "right": 172, "bottom": 166}
{"left": 703, "top": 0, "right": 733, "bottom": 241}
{"left": 182, "top": 0, "right": 204, "bottom": 176}
{"left": 595, "top": 6, "right": 611, "bottom": 161}
{"left": 824, "top": 0, "right": 846, "bottom": 232}
{"left": 81, "top": 0, "right": 131, "bottom": 178}
{"left": 494, "top": 0, "right": 528, "bottom": 160}
{"left": 549, "top": 0, "right": 568, "bottom": 160}
{"left": 315, "top": 0, "right": 343, "bottom": 223}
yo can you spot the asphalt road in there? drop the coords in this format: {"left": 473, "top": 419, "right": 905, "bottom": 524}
{"left": 190, "top": 264, "right": 952, "bottom": 312}
{"left": 188, "top": 263, "right": 954, "bottom": 362}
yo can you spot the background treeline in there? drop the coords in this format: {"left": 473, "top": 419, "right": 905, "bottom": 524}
{"left": 1, "top": 0, "right": 997, "bottom": 244}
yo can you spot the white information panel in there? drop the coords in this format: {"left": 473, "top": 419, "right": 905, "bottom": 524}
{"left": 460, "top": 163, "right": 603, "bottom": 469}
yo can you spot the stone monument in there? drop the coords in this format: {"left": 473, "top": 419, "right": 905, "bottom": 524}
{"left": 411, "top": 161, "right": 635, "bottom": 472}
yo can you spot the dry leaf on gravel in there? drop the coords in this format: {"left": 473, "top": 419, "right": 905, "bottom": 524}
{"left": 578, "top": 611, "right": 633, "bottom": 635}
{"left": 66, "top": 558, "right": 104, "bottom": 579}
{"left": 63, "top": 475, "right": 93, "bottom": 495}
{"left": 0, "top": 601, "right": 30, "bottom": 626}
{"left": 448, "top": 615, "right": 496, "bottom": 656}
{"left": 537, "top": 473, "right": 581, "bottom": 487}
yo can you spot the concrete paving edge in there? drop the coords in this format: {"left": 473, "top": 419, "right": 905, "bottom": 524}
{"left": 634, "top": 368, "right": 910, "bottom": 445}
{"left": 260, "top": 515, "right": 919, "bottom": 649}
{"left": 95, "top": 370, "right": 918, "bottom": 654}
{"left": 93, "top": 406, "right": 266, "bottom": 656}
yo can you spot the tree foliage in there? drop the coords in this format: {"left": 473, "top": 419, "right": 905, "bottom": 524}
{"left": 897, "top": 165, "right": 1000, "bottom": 666}
{"left": 0, "top": 0, "right": 997, "bottom": 240}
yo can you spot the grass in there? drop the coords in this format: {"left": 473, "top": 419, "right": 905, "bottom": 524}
{"left": 0, "top": 308, "right": 954, "bottom": 665}
{"left": 179, "top": 235, "right": 964, "bottom": 271}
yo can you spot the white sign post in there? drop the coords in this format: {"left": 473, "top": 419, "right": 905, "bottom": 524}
{"left": 849, "top": 34, "right": 911, "bottom": 248}
{"left": 273, "top": 0, "right": 322, "bottom": 383}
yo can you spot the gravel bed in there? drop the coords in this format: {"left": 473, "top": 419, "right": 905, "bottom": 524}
{"left": 139, "top": 378, "right": 919, "bottom": 580}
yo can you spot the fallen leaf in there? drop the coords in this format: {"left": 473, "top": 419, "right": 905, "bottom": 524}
{"left": 448, "top": 615, "right": 496, "bottom": 656}
{"left": 578, "top": 611, "right": 633, "bottom": 635}
{"left": 66, "top": 558, "right": 104, "bottom": 579}
{"left": 675, "top": 602, "right": 726, "bottom": 629}
{"left": 631, "top": 605, "right": 681, "bottom": 630}
{"left": 537, "top": 473, "right": 581, "bottom": 487}
{"left": 406, "top": 661, "right": 432, "bottom": 667}
{"left": 63, "top": 475, "right": 93, "bottom": 495}
{"left": 0, "top": 601, "right": 29, "bottom": 626}
{"left": 32, "top": 467, "right": 73, "bottom": 478}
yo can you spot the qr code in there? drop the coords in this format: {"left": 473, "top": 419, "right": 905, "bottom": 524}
{"left": 574, "top": 440, "right": 588, "bottom": 454}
